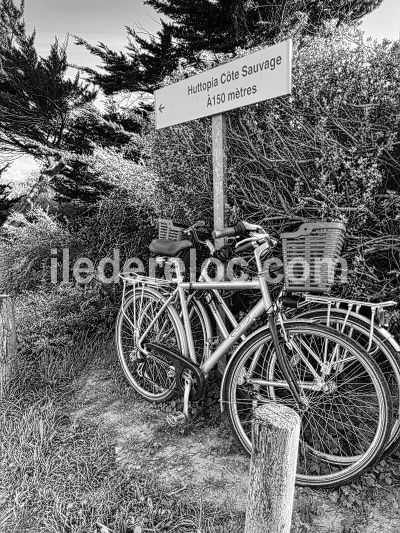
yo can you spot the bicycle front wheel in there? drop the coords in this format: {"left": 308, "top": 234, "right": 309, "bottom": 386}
{"left": 116, "top": 286, "right": 187, "bottom": 402}
{"left": 295, "top": 308, "right": 400, "bottom": 459}
{"left": 224, "top": 322, "right": 392, "bottom": 488}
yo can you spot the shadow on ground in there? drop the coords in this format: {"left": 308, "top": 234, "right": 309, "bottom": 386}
{"left": 71, "top": 366, "right": 400, "bottom": 533}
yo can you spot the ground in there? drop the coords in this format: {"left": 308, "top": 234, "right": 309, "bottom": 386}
{"left": 70, "top": 361, "right": 400, "bottom": 533}
{"left": 2, "top": 334, "right": 400, "bottom": 532}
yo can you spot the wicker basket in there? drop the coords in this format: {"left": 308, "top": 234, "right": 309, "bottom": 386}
{"left": 158, "top": 219, "right": 186, "bottom": 241}
{"left": 281, "top": 222, "right": 346, "bottom": 293}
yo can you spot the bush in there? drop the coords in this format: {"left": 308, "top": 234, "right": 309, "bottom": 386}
{"left": 0, "top": 208, "right": 71, "bottom": 294}
{"left": 149, "top": 120, "right": 214, "bottom": 224}
{"left": 148, "top": 27, "right": 400, "bottom": 300}
{"left": 0, "top": 147, "right": 161, "bottom": 297}
{"left": 15, "top": 283, "right": 116, "bottom": 358}
{"left": 69, "top": 148, "right": 159, "bottom": 268}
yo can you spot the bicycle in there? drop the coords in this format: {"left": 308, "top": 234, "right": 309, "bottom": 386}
{"left": 116, "top": 220, "right": 392, "bottom": 488}
{"left": 289, "top": 295, "right": 400, "bottom": 459}
{"left": 154, "top": 220, "right": 400, "bottom": 460}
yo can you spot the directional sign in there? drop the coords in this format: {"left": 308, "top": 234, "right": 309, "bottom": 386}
{"left": 155, "top": 39, "right": 292, "bottom": 130}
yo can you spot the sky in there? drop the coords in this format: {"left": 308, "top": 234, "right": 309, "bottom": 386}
{"left": 24, "top": 0, "right": 163, "bottom": 74}
{"left": 3, "top": 0, "right": 400, "bottom": 182}
{"left": 21, "top": 0, "right": 400, "bottom": 75}
{"left": 21, "top": 0, "right": 399, "bottom": 68}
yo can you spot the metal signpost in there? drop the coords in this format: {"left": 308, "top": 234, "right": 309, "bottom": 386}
{"left": 154, "top": 39, "right": 292, "bottom": 243}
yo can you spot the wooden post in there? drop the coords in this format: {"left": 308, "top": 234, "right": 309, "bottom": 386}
{"left": 212, "top": 113, "right": 228, "bottom": 373}
{"left": 212, "top": 113, "right": 227, "bottom": 250}
{"left": 0, "top": 295, "right": 17, "bottom": 398}
{"left": 245, "top": 402, "right": 300, "bottom": 533}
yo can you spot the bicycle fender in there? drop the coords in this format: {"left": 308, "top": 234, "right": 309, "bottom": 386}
{"left": 376, "top": 326, "right": 400, "bottom": 352}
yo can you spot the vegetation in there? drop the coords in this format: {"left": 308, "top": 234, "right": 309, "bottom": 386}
{"left": 146, "top": 27, "right": 400, "bottom": 301}
{"left": 0, "top": 169, "right": 19, "bottom": 225}
{"left": 0, "top": 5, "right": 95, "bottom": 159}
{"left": 75, "top": 22, "right": 180, "bottom": 95}
{"left": 0, "top": 0, "right": 144, "bottom": 223}
{"left": 76, "top": 0, "right": 385, "bottom": 95}
{"left": 1, "top": 0, "right": 400, "bottom": 530}
{"left": 146, "top": 0, "right": 385, "bottom": 53}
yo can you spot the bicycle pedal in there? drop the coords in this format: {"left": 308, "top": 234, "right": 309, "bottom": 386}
{"left": 166, "top": 412, "right": 187, "bottom": 427}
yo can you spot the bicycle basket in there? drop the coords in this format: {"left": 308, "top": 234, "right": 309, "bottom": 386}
{"left": 158, "top": 219, "right": 186, "bottom": 241}
{"left": 281, "top": 222, "right": 346, "bottom": 293}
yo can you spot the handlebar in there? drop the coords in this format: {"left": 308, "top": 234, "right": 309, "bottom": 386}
{"left": 212, "top": 226, "right": 238, "bottom": 239}
{"left": 212, "top": 221, "right": 254, "bottom": 239}
{"left": 185, "top": 220, "right": 276, "bottom": 254}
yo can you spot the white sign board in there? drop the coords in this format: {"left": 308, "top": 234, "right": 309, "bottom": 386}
{"left": 155, "top": 39, "right": 292, "bottom": 130}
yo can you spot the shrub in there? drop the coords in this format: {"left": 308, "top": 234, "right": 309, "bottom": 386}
{"left": 0, "top": 208, "right": 71, "bottom": 294}
{"left": 149, "top": 120, "right": 214, "bottom": 224}
{"left": 148, "top": 27, "right": 400, "bottom": 300}
{"left": 15, "top": 283, "right": 116, "bottom": 358}
{"left": 1, "top": 148, "right": 161, "bottom": 296}
{"left": 69, "top": 148, "right": 159, "bottom": 267}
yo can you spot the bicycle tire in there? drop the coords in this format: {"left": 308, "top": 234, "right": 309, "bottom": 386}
{"left": 295, "top": 308, "right": 400, "bottom": 459}
{"left": 184, "top": 296, "right": 213, "bottom": 366}
{"left": 224, "top": 321, "right": 392, "bottom": 488}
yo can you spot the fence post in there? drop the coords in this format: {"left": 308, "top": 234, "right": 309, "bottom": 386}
{"left": 0, "top": 295, "right": 17, "bottom": 398}
{"left": 244, "top": 402, "right": 300, "bottom": 533}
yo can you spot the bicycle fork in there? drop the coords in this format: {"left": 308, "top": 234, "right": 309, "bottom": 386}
{"left": 267, "top": 314, "right": 305, "bottom": 409}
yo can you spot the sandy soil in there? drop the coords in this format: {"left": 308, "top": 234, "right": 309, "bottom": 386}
{"left": 70, "top": 367, "right": 400, "bottom": 533}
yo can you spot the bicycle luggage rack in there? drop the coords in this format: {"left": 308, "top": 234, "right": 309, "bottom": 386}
{"left": 119, "top": 272, "right": 179, "bottom": 330}
{"left": 119, "top": 271, "right": 178, "bottom": 303}
{"left": 119, "top": 272, "right": 177, "bottom": 288}
{"left": 299, "top": 293, "right": 397, "bottom": 351}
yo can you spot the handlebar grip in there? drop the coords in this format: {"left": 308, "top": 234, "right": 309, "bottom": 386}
{"left": 212, "top": 226, "right": 237, "bottom": 239}
{"left": 212, "top": 221, "right": 248, "bottom": 240}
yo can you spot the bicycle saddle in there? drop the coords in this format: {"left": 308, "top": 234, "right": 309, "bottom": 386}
{"left": 149, "top": 238, "right": 193, "bottom": 257}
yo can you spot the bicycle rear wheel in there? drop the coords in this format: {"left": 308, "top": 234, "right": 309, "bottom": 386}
{"left": 116, "top": 286, "right": 187, "bottom": 402}
{"left": 296, "top": 308, "right": 400, "bottom": 459}
{"left": 224, "top": 322, "right": 392, "bottom": 488}
{"left": 182, "top": 296, "right": 213, "bottom": 366}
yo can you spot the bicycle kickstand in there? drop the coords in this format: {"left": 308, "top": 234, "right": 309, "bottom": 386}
{"left": 166, "top": 374, "right": 192, "bottom": 427}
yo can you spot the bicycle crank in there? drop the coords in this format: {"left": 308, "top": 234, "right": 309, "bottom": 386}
{"left": 144, "top": 343, "right": 205, "bottom": 400}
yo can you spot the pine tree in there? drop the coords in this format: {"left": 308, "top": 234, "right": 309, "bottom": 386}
{"left": 75, "top": 21, "right": 179, "bottom": 95}
{"left": 77, "top": 0, "right": 384, "bottom": 95}
{"left": 0, "top": 12, "right": 97, "bottom": 158}
{"left": 145, "top": 0, "right": 385, "bottom": 53}
{"left": 0, "top": 1, "right": 137, "bottom": 226}
{"left": 0, "top": 0, "right": 24, "bottom": 46}
{"left": 63, "top": 104, "right": 134, "bottom": 155}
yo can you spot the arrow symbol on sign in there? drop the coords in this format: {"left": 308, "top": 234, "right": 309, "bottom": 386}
{"left": 158, "top": 104, "right": 165, "bottom": 113}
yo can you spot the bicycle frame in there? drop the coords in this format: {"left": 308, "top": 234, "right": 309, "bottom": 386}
{"left": 131, "top": 240, "right": 304, "bottom": 405}
{"left": 136, "top": 241, "right": 271, "bottom": 376}
{"left": 179, "top": 280, "right": 265, "bottom": 376}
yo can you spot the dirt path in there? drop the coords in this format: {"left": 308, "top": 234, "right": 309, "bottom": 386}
{"left": 71, "top": 366, "right": 400, "bottom": 533}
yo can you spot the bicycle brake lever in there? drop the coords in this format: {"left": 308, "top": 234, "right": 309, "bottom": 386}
{"left": 205, "top": 239, "right": 215, "bottom": 254}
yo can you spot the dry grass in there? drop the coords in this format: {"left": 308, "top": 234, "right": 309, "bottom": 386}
{"left": 3, "top": 328, "right": 400, "bottom": 533}
{"left": 0, "top": 334, "right": 244, "bottom": 533}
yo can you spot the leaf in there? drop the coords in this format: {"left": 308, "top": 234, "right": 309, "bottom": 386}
{"left": 329, "top": 491, "right": 339, "bottom": 503}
